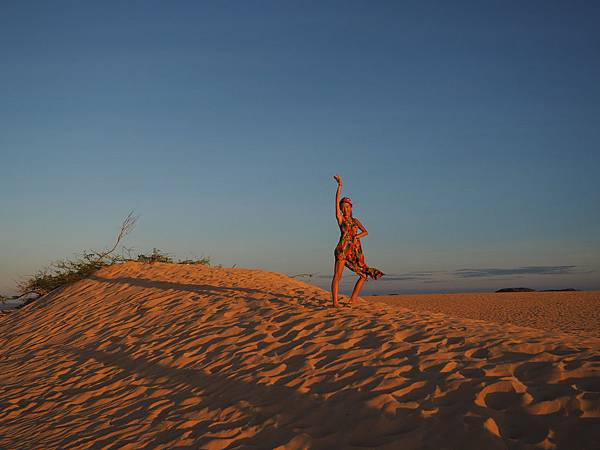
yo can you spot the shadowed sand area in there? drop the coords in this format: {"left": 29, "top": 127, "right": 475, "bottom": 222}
{"left": 1, "top": 262, "right": 599, "bottom": 449}
{"left": 365, "top": 291, "right": 600, "bottom": 339}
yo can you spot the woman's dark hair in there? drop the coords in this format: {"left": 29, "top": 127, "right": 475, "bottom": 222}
{"left": 339, "top": 197, "right": 353, "bottom": 210}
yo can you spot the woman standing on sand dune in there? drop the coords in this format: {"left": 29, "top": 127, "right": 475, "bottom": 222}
{"left": 331, "top": 175, "right": 384, "bottom": 307}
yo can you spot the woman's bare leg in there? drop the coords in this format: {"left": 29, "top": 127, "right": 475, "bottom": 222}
{"left": 331, "top": 259, "right": 345, "bottom": 307}
{"left": 349, "top": 276, "right": 367, "bottom": 304}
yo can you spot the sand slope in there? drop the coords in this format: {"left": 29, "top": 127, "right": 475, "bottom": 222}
{"left": 0, "top": 262, "right": 599, "bottom": 449}
{"left": 366, "top": 291, "right": 600, "bottom": 339}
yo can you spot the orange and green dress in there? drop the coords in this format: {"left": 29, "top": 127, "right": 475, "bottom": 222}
{"left": 334, "top": 216, "right": 384, "bottom": 280}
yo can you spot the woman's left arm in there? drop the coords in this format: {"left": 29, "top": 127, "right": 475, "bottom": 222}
{"left": 354, "top": 219, "right": 369, "bottom": 239}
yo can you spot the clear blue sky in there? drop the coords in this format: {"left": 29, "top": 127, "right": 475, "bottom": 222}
{"left": 2, "top": 1, "right": 599, "bottom": 296}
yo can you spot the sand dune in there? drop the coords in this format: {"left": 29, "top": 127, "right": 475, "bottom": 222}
{"left": 366, "top": 291, "right": 600, "bottom": 339}
{"left": 1, "top": 262, "right": 599, "bottom": 449}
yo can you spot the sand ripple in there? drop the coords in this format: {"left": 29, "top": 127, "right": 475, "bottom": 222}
{"left": 366, "top": 291, "right": 600, "bottom": 338}
{"left": 0, "top": 262, "right": 599, "bottom": 449}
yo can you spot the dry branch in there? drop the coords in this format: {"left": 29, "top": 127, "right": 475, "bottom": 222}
{"left": 93, "top": 211, "right": 139, "bottom": 262}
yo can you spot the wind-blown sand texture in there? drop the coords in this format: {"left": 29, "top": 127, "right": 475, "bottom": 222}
{"left": 365, "top": 291, "right": 600, "bottom": 339}
{"left": 1, "top": 262, "right": 599, "bottom": 449}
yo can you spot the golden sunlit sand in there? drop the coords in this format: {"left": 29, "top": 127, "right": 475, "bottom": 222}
{"left": 366, "top": 291, "right": 600, "bottom": 339}
{"left": 1, "top": 262, "right": 599, "bottom": 449}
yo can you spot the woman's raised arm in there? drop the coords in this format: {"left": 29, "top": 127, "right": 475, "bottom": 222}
{"left": 333, "top": 175, "right": 343, "bottom": 225}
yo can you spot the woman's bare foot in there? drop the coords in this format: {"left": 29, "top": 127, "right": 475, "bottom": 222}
{"left": 348, "top": 295, "right": 364, "bottom": 305}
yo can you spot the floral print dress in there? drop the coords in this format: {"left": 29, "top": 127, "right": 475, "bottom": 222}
{"left": 334, "top": 216, "right": 384, "bottom": 280}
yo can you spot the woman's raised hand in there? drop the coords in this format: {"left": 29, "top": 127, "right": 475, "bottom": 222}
{"left": 333, "top": 175, "right": 342, "bottom": 186}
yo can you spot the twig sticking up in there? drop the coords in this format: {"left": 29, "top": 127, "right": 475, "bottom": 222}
{"left": 94, "top": 211, "right": 139, "bottom": 262}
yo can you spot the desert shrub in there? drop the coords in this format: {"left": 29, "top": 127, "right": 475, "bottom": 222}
{"left": 17, "top": 212, "right": 139, "bottom": 298}
{"left": 178, "top": 256, "right": 210, "bottom": 265}
{"left": 136, "top": 248, "right": 173, "bottom": 263}
{"left": 135, "top": 249, "right": 210, "bottom": 266}
{"left": 15, "top": 212, "right": 211, "bottom": 302}
{"left": 18, "top": 249, "right": 211, "bottom": 299}
{"left": 17, "top": 252, "right": 121, "bottom": 297}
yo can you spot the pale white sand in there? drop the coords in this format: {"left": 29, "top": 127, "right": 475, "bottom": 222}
{"left": 0, "top": 262, "right": 598, "bottom": 449}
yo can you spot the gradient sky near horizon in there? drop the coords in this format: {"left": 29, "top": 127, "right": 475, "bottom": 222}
{"left": 2, "top": 1, "right": 599, "bottom": 296}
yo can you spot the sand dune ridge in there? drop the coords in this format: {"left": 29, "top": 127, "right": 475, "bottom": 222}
{"left": 0, "top": 262, "right": 598, "bottom": 449}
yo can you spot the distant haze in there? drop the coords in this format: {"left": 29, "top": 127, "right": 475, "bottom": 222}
{"left": 1, "top": 2, "right": 599, "bottom": 296}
